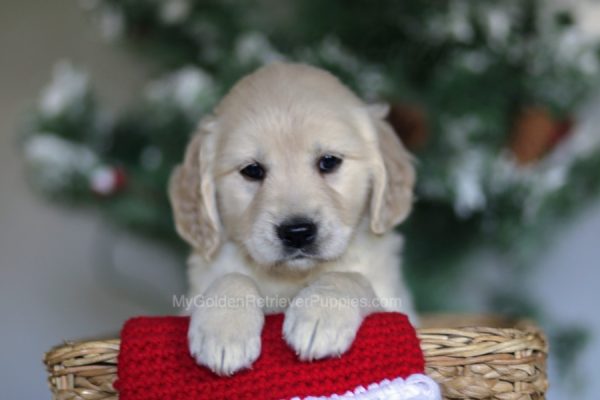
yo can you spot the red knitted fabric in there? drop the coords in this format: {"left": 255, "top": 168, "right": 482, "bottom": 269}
{"left": 116, "top": 313, "right": 424, "bottom": 400}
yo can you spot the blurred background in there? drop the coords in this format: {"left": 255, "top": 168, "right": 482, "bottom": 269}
{"left": 1, "top": 0, "right": 600, "bottom": 398}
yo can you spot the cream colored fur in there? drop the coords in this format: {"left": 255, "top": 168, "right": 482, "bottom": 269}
{"left": 169, "top": 63, "right": 416, "bottom": 376}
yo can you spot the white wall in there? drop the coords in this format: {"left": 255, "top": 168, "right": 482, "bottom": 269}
{"left": 531, "top": 201, "right": 600, "bottom": 398}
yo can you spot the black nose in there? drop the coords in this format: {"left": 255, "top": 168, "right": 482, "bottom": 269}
{"left": 276, "top": 218, "right": 317, "bottom": 249}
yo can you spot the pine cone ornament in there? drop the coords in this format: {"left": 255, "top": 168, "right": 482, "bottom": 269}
{"left": 387, "top": 103, "right": 428, "bottom": 151}
{"left": 509, "top": 107, "right": 574, "bottom": 165}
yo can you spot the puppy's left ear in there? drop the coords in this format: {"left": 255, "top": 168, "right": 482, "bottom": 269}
{"left": 368, "top": 103, "right": 416, "bottom": 234}
{"left": 169, "top": 117, "right": 221, "bottom": 260}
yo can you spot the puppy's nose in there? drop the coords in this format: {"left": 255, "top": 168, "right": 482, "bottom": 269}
{"left": 276, "top": 218, "right": 317, "bottom": 249}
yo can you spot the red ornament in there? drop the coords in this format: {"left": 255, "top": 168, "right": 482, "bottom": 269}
{"left": 90, "top": 166, "right": 127, "bottom": 196}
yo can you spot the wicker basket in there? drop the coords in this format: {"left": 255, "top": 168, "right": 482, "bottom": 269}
{"left": 43, "top": 315, "right": 548, "bottom": 400}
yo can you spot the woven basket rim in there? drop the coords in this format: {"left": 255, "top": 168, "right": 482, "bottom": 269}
{"left": 44, "top": 314, "right": 548, "bottom": 400}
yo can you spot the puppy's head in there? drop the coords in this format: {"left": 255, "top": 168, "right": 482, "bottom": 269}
{"left": 170, "top": 63, "right": 414, "bottom": 271}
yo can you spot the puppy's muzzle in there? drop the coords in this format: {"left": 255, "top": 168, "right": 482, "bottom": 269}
{"left": 276, "top": 217, "right": 317, "bottom": 250}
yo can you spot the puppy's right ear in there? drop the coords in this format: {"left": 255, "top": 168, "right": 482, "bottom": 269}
{"left": 367, "top": 104, "right": 416, "bottom": 234}
{"left": 169, "top": 117, "right": 220, "bottom": 260}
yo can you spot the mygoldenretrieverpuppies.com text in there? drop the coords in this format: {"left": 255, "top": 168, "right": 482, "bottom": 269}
{"left": 173, "top": 294, "right": 404, "bottom": 312}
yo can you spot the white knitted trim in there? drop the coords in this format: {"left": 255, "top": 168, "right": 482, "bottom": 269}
{"left": 290, "top": 373, "right": 441, "bottom": 400}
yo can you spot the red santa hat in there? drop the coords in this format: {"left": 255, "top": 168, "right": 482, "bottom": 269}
{"left": 116, "top": 313, "right": 440, "bottom": 400}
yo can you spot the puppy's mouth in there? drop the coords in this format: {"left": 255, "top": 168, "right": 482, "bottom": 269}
{"left": 288, "top": 251, "right": 314, "bottom": 260}
{"left": 277, "top": 250, "right": 322, "bottom": 269}
{"left": 281, "top": 250, "right": 318, "bottom": 262}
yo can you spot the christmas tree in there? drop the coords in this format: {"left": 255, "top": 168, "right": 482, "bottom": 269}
{"left": 21, "top": 0, "right": 600, "bottom": 376}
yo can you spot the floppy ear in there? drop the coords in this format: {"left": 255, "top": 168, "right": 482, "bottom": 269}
{"left": 168, "top": 118, "right": 221, "bottom": 260}
{"left": 368, "top": 104, "right": 416, "bottom": 234}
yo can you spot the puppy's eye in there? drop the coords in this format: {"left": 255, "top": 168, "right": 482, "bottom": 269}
{"left": 240, "top": 162, "right": 266, "bottom": 181}
{"left": 318, "top": 154, "right": 343, "bottom": 174}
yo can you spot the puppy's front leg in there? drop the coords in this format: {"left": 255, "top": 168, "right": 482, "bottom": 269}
{"left": 283, "top": 272, "right": 379, "bottom": 361}
{"left": 188, "top": 273, "right": 264, "bottom": 376}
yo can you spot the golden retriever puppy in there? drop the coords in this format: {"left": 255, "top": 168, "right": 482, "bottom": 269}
{"left": 169, "top": 63, "right": 415, "bottom": 376}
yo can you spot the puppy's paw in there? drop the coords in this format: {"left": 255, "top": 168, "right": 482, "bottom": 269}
{"left": 188, "top": 306, "right": 264, "bottom": 376}
{"left": 283, "top": 289, "right": 363, "bottom": 361}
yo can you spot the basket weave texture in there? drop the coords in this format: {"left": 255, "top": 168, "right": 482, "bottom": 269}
{"left": 43, "top": 315, "right": 548, "bottom": 400}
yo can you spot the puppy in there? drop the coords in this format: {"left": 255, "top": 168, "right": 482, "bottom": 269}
{"left": 169, "top": 63, "right": 415, "bottom": 376}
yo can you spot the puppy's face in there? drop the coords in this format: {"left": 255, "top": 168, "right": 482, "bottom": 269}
{"left": 215, "top": 106, "right": 372, "bottom": 270}
{"left": 170, "top": 63, "right": 414, "bottom": 272}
